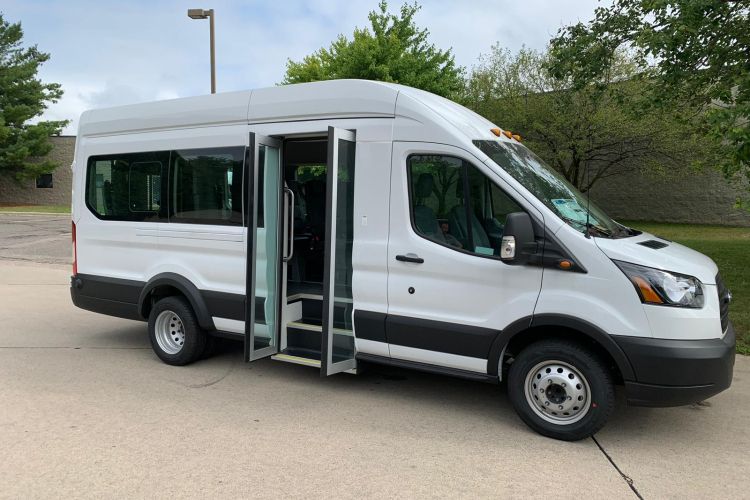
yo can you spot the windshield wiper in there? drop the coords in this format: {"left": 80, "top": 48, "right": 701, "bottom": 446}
{"left": 559, "top": 215, "right": 613, "bottom": 237}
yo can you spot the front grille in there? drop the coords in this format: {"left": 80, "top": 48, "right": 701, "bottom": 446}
{"left": 716, "top": 273, "right": 730, "bottom": 332}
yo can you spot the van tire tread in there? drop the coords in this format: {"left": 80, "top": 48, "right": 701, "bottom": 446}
{"left": 507, "top": 339, "right": 615, "bottom": 441}
{"left": 148, "top": 296, "right": 206, "bottom": 366}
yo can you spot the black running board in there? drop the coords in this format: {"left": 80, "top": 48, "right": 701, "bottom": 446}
{"left": 357, "top": 353, "right": 498, "bottom": 384}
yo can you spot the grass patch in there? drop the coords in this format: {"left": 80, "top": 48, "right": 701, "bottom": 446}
{"left": 0, "top": 204, "right": 70, "bottom": 214}
{"left": 622, "top": 221, "right": 749, "bottom": 355}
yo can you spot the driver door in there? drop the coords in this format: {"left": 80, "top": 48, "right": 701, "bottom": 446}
{"left": 386, "top": 141, "right": 543, "bottom": 373}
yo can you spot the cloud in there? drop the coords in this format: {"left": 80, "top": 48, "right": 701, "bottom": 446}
{"left": 3, "top": 0, "right": 608, "bottom": 134}
{"left": 416, "top": 0, "right": 610, "bottom": 67}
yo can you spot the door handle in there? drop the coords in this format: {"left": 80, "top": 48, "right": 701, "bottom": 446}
{"left": 283, "top": 187, "right": 294, "bottom": 262}
{"left": 396, "top": 253, "right": 424, "bottom": 264}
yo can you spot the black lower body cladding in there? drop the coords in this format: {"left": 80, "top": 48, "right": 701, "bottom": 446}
{"left": 613, "top": 323, "right": 736, "bottom": 407}
{"left": 70, "top": 274, "right": 143, "bottom": 321}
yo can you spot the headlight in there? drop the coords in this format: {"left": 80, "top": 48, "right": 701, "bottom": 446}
{"left": 614, "top": 260, "right": 704, "bottom": 308}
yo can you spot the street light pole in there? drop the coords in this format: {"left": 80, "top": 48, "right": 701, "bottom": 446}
{"left": 187, "top": 8, "right": 216, "bottom": 94}
{"left": 208, "top": 9, "right": 215, "bottom": 94}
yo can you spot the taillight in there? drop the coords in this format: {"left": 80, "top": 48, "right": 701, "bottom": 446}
{"left": 72, "top": 221, "right": 78, "bottom": 276}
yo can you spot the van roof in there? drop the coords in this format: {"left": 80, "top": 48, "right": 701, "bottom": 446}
{"left": 77, "top": 79, "right": 502, "bottom": 143}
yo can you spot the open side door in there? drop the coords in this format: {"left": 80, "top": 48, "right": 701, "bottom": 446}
{"left": 245, "top": 132, "right": 284, "bottom": 362}
{"left": 321, "top": 126, "right": 357, "bottom": 375}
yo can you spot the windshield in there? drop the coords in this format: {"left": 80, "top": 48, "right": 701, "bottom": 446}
{"left": 474, "top": 140, "right": 631, "bottom": 238}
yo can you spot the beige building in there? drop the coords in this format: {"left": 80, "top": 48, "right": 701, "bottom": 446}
{"left": 591, "top": 167, "right": 750, "bottom": 227}
{"left": 0, "top": 134, "right": 748, "bottom": 226}
{"left": 0, "top": 135, "right": 75, "bottom": 207}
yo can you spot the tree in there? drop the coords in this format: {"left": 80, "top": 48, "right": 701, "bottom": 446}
{"left": 463, "top": 45, "right": 720, "bottom": 192}
{"left": 0, "top": 14, "right": 67, "bottom": 181}
{"left": 547, "top": 0, "right": 749, "bottom": 189}
{"left": 281, "top": 1, "right": 464, "bottom": 99}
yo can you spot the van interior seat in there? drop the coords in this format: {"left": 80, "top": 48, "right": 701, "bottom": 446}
{"left": 413, "top": 173, "right": 446, "bottom": 243}
{"left": 448, "top": 182, "right": 491, "bottom": 251}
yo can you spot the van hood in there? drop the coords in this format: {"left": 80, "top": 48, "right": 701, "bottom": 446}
{"left": 594, "top": 232, "right": 718, "bottom": 285}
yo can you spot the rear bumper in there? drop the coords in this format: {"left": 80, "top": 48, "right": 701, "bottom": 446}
{"left": 70, "top": 275, "right": 143, "bottom": 321}
{"left": 613, "top": 323, "right": 736, "bottom": 407}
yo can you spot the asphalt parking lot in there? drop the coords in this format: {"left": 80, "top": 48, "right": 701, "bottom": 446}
{"left": 0, "top": 213, "right": 71, "bottom": 265}
{"left": 1, "top": 213, "right": 749, "bottom": 499}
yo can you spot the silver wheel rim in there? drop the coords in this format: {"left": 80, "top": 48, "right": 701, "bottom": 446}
{"left": 154, "top": 310, "right": 185, "bottom": 355}
{"left": 524, "top": 360, "right": 591, "bottom": 425}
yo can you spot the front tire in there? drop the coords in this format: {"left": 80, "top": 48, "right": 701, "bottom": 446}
{"left": 507, "top": 339, "right": 614, "bottom": 441}
{"left": 148, "top": 296, "right": 206, "bottom": 366}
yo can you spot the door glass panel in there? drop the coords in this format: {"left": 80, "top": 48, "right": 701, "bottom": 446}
{"left": 322, "top": 128, "right": 357, "bottom": 375}
{"left": 407, "top": 155, "right": 466, "bottom": 249}
{"left": 407, "top": 155, "right": 523, "bottom": 258}
{"left": 466, "top": 164, "right": 523, "bottom": 255}
{"left": 332, "top": 137, "right": 356, "bottom": 361}
{"left": 246, "top": 137, "right": 282, "bottom": 361}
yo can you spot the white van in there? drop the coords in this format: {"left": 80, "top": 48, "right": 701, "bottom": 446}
{"left": 70, "top": 80, "right": 735, "bottom": 440}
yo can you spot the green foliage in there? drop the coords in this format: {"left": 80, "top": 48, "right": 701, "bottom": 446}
{"left": 0, "top": 14, "right": 67, "bottom": 181}
{"left": 463, "top": 45, "right": 722, "bottom": 191}
{"left": 282, "top": 1, "right": 464, "bottom": 99}
{"left": 547, "top": 0, "right": 749, "bottom": 191}
{"left": 295, "top": 165, "right": 326, "bottom": 183}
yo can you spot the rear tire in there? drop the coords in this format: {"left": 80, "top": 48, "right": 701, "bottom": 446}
{"left": 507, "top": 339, "right": 614, "bottom": 441}
{"left": 148, "top": 296, "right": 206, "bottom": 366}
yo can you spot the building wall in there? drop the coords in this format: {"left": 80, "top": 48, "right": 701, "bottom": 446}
{"left": 589, "top": 168, "right": 750, "bottom": 227}
{"left": 0, "top": 136, "right": 76, "bottom": 207}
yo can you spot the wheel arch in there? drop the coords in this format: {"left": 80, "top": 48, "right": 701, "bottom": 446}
{"left": 138, "top": 273, "right": 215, "bottom": 331}
{"left": 488, "top": 314, "right": 635, "bottom": 382}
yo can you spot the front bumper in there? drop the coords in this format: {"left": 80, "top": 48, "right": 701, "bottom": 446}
{"left": 612, "top": 323, "right": 736, "bottom": 407}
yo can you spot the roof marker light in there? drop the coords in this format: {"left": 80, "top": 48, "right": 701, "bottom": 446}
{"left": 502, "top": 130, "right": 513, "bottom": 139}
{"left": 490, "top": 128, "right": 502, "bottom": 137}
{"left": 512, "top": 134, "right": 522, "bottom": 142}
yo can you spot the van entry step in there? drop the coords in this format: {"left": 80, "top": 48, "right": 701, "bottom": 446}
{"left": 287, "top": 321, "right": 322, "bottom": 333}
{"left": 271, "top": 353, "right": 321, "bottom": 368}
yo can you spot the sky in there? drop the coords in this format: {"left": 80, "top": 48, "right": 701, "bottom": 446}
{"left": 3, "top": 0, "right": 610, "bottom": 134}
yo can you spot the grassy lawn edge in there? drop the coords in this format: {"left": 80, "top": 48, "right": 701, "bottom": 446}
{"left": 0, "top": 205, "right": 71, "bottom": 214}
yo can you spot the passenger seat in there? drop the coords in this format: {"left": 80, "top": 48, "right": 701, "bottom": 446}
{"left": 412, "top": 173, "right": 446, "bottom": 243}
{"left": 448, "top": 185, "right": 491, "bottom": 251}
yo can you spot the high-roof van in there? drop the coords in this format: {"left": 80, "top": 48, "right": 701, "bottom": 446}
{"left": 70, "top": 80, "right": 735, "bottom": 440}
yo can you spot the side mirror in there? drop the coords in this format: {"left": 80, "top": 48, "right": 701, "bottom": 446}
{"left": 500, "top": 212, "right": 536, "bottom": 264}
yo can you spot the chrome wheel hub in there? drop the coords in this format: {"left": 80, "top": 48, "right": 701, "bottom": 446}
{"left": 155, "top": 310, "right": 185, "bottom": 355}
{"left": 524, "top": 360, "right": 591, "bottom": 425}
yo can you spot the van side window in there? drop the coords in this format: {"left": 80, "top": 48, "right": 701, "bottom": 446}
{"left": 170, "top": 147, "right": 245, "bottom": 226}
{"left": 129, "top": 162, "right": 162, "bottom": 212}
{"left": 407, "top": 154, "right": 524, "bottom": 258}
{"left": 86, "top": 152, "right": 168, "bottom": 221}
{"left": 408, "top": 155, "right": 468, "bottom": 249}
